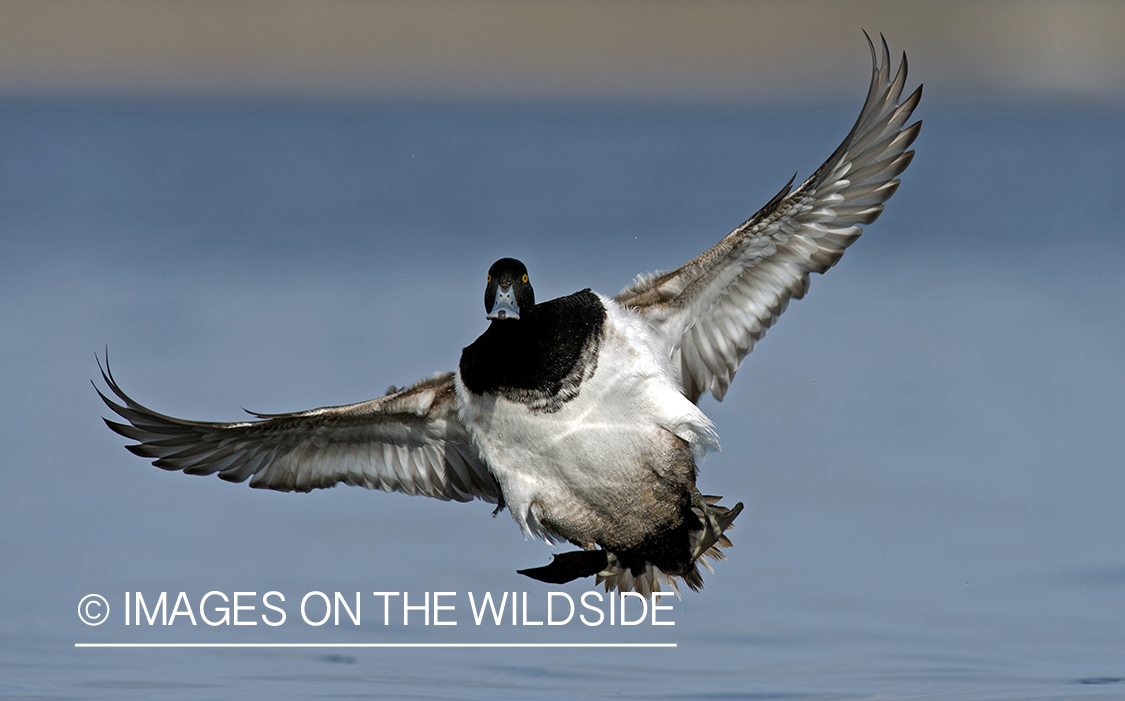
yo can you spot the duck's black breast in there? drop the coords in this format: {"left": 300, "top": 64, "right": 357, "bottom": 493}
{"left": 459, "top": 288, "right": 606, "bottom": 413}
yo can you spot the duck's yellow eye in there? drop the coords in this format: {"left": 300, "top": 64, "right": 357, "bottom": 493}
{"left": 522, "top": 274, "right": 528, "bottom": 283}
{"left": 487, "top": 274, "right": 491, "bottom": 283}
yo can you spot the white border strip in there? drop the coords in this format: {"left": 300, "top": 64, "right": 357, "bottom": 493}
{"left": 76, "top": 642, "right": 675, "bottom": 648}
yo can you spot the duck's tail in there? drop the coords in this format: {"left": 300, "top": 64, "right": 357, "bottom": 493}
{"left": 517, "top": 495, "right": 743, "bottom": 597}
{"left": 596, "top": 495, "right": 742, "bottom": 597}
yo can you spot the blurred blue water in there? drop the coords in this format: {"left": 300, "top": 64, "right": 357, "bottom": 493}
{"left": 1, "top": 99, "right": 1123, "bottom": 700}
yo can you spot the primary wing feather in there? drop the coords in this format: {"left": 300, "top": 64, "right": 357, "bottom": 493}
{"left": 97, "top": 360, "right": 499, "bottom": 503}
{"left": 616, "top": 35, "right": 922, "bottom": 403}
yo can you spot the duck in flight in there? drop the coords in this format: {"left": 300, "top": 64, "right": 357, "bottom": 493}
{"left": 99, "top": 35, "right": 921, "bottom": 595}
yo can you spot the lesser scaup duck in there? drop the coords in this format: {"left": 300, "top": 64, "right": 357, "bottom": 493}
{"left": 99, "top": 35, "right": 921, "bottom": 595}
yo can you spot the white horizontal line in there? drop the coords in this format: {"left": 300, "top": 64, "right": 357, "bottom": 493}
{"left": 75, "top": 642, "right": 676, "bottom": 649}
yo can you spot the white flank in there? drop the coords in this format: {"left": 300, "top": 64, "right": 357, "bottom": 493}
{"left": 455, "top": 295, "right": 718, "bottom": 540}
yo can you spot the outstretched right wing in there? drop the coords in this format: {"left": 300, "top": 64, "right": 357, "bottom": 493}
{"left": 97, "top": 359, "right": 500, "bottom": 503}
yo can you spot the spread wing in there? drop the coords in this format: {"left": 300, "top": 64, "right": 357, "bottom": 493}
{"left": 97, "top": 359, "right": 500, "bottom": 503}
{"left": 615, "top": 34, "right": 922, "bottom": 403}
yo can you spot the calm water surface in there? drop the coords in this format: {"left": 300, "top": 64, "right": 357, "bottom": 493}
{"left": 1, "top": 100, "right": 1122, "bottom": 699}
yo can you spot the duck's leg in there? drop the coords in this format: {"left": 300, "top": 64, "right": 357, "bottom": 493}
{"left": 690, "top": 488, "right": 743, "bottom": 561}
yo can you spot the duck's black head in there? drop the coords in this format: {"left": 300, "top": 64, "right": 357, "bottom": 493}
{"left": 485, "top": 258, "right": 535, "bottom": 322}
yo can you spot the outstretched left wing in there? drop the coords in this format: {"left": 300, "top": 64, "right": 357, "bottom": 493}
{"left": 616, "top": 35, "right": 922, "bottom": 403}
{"left": 97, "top": 359, "right": 500, "bottom": 503}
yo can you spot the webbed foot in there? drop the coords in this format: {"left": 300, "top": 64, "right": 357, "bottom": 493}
{"left": 690, "top": 488, "right": 744, "bottom": 561}
{"left": 517, "top": 549, "right": 610, "bottom": 584}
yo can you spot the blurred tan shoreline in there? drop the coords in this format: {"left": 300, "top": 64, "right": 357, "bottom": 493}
{"left": 1, "top": 0, "right": 1122, "bottom": 104}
